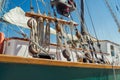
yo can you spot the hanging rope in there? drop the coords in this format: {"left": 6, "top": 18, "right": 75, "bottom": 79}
{"left": 60, "top": 24, "right": 71, "bottom": 61}
{"left": 68, "top": 5, "right": 88, "bottom": 62}
{"left": 85, "top": 1, "right": 101, "bottom": 63}
{"left": 27, "top": 17, "right": 52, "bottom": 59}
{"left": 55, "top": 21, "right": 63, "bottom": 60}
{"left": 75, "top": 3, "right": 89, "bottom": 41}
{"left": 69, "top": 12, "right": 85, "bottom": 53}
{"left": 28, "top": 18, "right": 39, "bottom": 54}
{"left": 43, "top": 19, "right": 50, "bottom": 52}
{"left": 76, "top": 1, "right": 97, "bottom": 63}
{"left": 55, "top": 20, "right": 72, "bottom": 61}
{"left": 63, "top": 23, "right": 84, "bottom": 62}
{"left": 37, "top": 17, "right": 44, "bottom": 47}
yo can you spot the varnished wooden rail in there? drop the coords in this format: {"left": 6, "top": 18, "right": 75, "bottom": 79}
{"left": 0, "top": 54, "right": 120, "bottom": 69}
{"left": 25, "top": 12, "right": 78, "bottom": 26}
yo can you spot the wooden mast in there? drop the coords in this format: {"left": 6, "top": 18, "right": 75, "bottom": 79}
{"left": 81, "top": 0, "right": 87, "bottom": 35}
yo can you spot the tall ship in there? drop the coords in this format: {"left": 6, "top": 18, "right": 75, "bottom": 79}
{"left": 0, "top": 0, "right": 120, "bottom": 80}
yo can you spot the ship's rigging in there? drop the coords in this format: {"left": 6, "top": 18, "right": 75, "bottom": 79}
{"left": 0, "top": 0, "right": 120, "bottom": 64}
{"left": 104, "top": 0, "right": 120, "bottom": 32}
{"left": 0, "top": 1, "right": 120, "bottom": 80}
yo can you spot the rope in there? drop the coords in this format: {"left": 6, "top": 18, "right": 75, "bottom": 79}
{"left": 0, "top": 4, "right": 28, "bottom": 38}
{"left": 30, "top": 0, "right": 34, "bottom": 12}
{"left": 85, "top": 1, "right": 110, "bottom": 63}
{"left": 37, "top": 17, "right": 44, "bottom": 47}
{"left": 64, "top": 24, "right": 84, "bottom": 62}
{"left": 43, "top": 19, "right": 50, "bottom": 52}
{"left": 85, "top": 1, "right": 98, "bottom": 40}
{"left": 29, "top": 18, "right": 37, "bottom": 49}
{"left": 38, "top": 0, "right": 51, "bottom": 14}
{"left": 18, "top": 0, "right": 28, "bottom": 7}
{"left": 0, "top": 0, "right": 6, "bottom": 12}
{"left": 68, "top": 13, "right": 85, "bottom": 52}
{"left": 75, "top": 5, "right": 89, "bottom": 39}
{"left": 45, "top": 0, "right": 51, "bottom": 15}
{"left": 116, "top": 0, "right": 120, "bottom": 12}
{"left": 5, "top": 19, "right": 50, "bottom": 57}
{"left": 9, "top": 0, "right": 16, "bottom": 8}
{"left": 35, "top": 0, "right": 41, "bottom": 13}
{"left": 67, "top": 6, "right": 88, "bottom": 62}
{"left": 40, "top": 0, "right": 45, "bottom": 6}
{"left": 104, "top": 0, "right": 120, "bottom": 32}
{"left": 63, "top": 24, "right": 76, "bottom": 61}
{"left": 4, "top": 23, "right": 24, "bottom": 37}
{"left": 60, "top": 24, "right": 71, "bottom": 61}
{"left": 76, "top": 0, "right": 96, "bottom": 38}
{"left": 85, "top": 1, "right": 102, "bottom": 62}
{"left": 55, "top": 22, "right": 63, "bottom": 60}
{"left": 1, "top": 7, "right": 27, "bottom": 38}
{"left": 28, "top": 17, "right": 52, "bottom": 58}
{"left": 29, "top": 39, "right": 51, "bottom": 58}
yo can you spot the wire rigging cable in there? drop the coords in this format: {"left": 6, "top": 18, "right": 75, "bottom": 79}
{"left": 0, "top": 0, "right": 6, "bottom": 11}
{"left": 115, "top": 0, "right": 120, "bottom": 15}
{"left": 104, "top": 0, "right": 120, "bottom": 32}
{"left": 116, "top": 0, "right": 120, "bottom": 9}
{"left": 1, "top": 8, "right": 27, "bottom": 38}
{"left": 35, "top": 0, "right": 41, "bottom": 13}
{"left": 38, "top": 0, "right": 51, "bottom": 15}
{"left": 75, "top": 0, "right": 89, "bottom": 36}
{"left": 18, "top": 0, "right": 28, "bottom": 7}
{"left": 85, "top": 0, "right": 98, "bottom": 40}
{"left": 104, "top": 0, "right": 120, "bottom": 42}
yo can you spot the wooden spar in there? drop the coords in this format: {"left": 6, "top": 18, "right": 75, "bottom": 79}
{"left": 81, "top": 0, "right": 87, "bottom": 35}
{"left": 25, "top": 12, "right": 78, "bottom": 26}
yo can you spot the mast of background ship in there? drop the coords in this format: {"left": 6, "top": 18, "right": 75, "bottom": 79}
{"left": 80, "top": 0, "right": 105, "bottom": 63}
{"left": 80, "top": 0, "right": 95, "bottom": 63}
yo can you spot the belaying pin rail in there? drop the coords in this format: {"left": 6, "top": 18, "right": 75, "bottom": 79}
{"left": 25, "top": 12, "right": 78, "bottom": 26}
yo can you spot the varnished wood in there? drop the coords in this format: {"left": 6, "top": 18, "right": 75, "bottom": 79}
{"left": 0, "top": 54, "right": 120, "bottom": 69}
{"left": 25, "top": 12, "right": 78, "bottom": 26}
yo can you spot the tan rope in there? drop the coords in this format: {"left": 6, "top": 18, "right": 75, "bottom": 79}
{"left": 43, "top": 19, "right": 50, "bottom": 52}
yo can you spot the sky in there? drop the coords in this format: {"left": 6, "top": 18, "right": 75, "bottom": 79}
{"left": 84, "top": 0, "right": 120, "bottom": 44}
{"left": 0, "top": 0, "right": 120, "bottom": 44}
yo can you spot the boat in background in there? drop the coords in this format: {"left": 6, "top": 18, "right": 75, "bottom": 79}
{"left": 0, "top": 0, "right": 120, "bottom": 80}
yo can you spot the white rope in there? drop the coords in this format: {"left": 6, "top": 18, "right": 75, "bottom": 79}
{"left": 35, "top": 0, "right": 41, "bottom": 14}
{"left": 18, "top": 0, "right": 28, "bottom": 7}
{"left": 39, "top": 0, "right": 46, "bottom": 6}
{"left": 43, "top": 19, "right": 50, "bottom": 52}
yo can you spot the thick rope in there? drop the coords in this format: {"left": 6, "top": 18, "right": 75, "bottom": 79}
{"left": 43, "top": 19, "right": 50, "bottom": 52}
{"left": 38, "top": 17, "right": 44, "bottom": 47}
